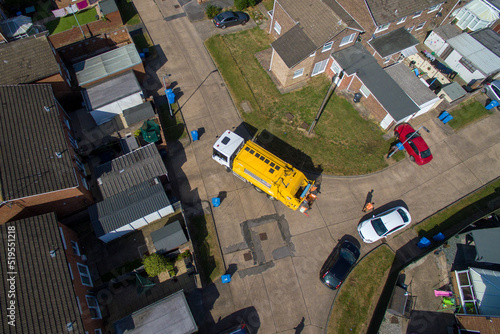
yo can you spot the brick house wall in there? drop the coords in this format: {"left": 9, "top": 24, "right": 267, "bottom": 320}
{"left": 36, "top": 73, "right": 74, "bottom": 99}
{"left": 57, "top": 28, "right": 132, "bottom": 64}
{"left": 269, "top": 1, "right": 296, "bottom": 40}
{"left": 48, "top": 11, "right": 124, "bottom": 49}
{"left": 59, "top": 223, "right": 104, "bottom": 333}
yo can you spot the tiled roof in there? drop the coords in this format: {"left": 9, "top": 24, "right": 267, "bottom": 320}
{"left": 89, "top": 178, "right": 172, "bottom": 236}
{"left": 0, "top": 33, "right": 60, "bottom": 84}
{"left": 0, "top": 213, "right": 85, "bottom": 333}
{"left": 369, "top": 28, "right": 419, "bottom": 57}
{"left": 271, "top": 25, "right": 318, "bottom": 68}
{"left": 95, "top": 143, "right": 167, "bottom": 198}
{"left": 323, "top": 0, "right": 363, "bottom": 31}
{"left": 432, "top": 24, "right": 462, "bottom": 40}
{"left": 0, "top": 85, "right": 77, "bottom": 200}
{"left": 365, "top": 0, "right": 444, "bottom": 25}
{"left": 333, "top": 43, "right": 420, "bottom": 121}
{"left": 335, "top": 0, "right": 374, "bottom": 31}
{"left": 471, "top": 28, "right": 500, "bottom": 58}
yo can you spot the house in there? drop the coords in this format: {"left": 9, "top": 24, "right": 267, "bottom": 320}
{"left": 0, "top": 33, "right": 74, "bottom": 100}
{"left": 330, "top": 43, "right": 421, "bottom": 129}
{"left": 0, "top": 15, "right": 40, "bottom": 40}
{"left": 424, "top": 24, "right": 462, "bottom": 53}
{"left": 82, "top": 70, "right": 146, "bottom": 126}
{"left": 113, "top": 290, "right": 198, "bottom": 334}
{"left": 73, "top": 43, "right": 145, "bottom": 88}
{"left": 267, "top": 0, "right": 460, "bottom": 88}
{"left": 89, "top": 177, "right": 175, "bottom": 243}
{"left": 471, "top": 27, "right": 500, "bottom": 58}
{"left": 0, "top": 213, "right": 104, "bottom": 333}
{"left": 94, "top": 143, "right": 168, "bottom": 199}
{"left": 432, "top": 31, "right": 500, "bottom": 83}
{"left": 0, "top": 84, "right": 92, "bottom": 223}
{"left": 451, "top": 0, "right": 500, "bottom": 32}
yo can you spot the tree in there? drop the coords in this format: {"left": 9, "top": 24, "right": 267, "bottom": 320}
{"left": 143, "top": 253, "right": 173, "bottom": 277}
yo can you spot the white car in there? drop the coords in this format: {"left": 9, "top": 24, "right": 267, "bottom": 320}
{"left": 357, "top": 206, "right": 411, "bottom": 243}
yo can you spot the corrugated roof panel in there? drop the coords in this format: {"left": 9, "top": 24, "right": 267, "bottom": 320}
{"left": 469, "top": 267, "right": 500, "bottom": 316}
{"left": 447, "top": 33, "right": 500, "bottom": 75}
{"left": 83, "top": 71, "right": 142, "bottom": 109}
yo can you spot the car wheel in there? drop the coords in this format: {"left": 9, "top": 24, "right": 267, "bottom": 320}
{"left": 267, "top": 194, "right": 276, "bottom": 201}
{"left": 254, "top": 186, "right": 263, "bottom": 193}
{"left": 221, "top": 25, "right": 227, "bottom": 29}
{"left": 409, "top": 156, "right": 415, "bottom": 162}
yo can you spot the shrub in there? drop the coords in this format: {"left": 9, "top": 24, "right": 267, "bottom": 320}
{"left": 235, "top": 0, "right": 248, "bottom": 10}
{"left": 143, "top": 253, "right": 173, "bottom": 277}
{"left": 248, "top": 0, "right": 257, "bottom": 6}
{"left": 206, "top": 4, "right": 222, "bottom": 18}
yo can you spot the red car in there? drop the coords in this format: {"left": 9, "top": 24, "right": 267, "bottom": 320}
{"left": 394, "top": 123, "right": 433, "bottom": 165}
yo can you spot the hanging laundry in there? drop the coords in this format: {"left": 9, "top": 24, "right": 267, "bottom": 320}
{"left": 76, "top": 0, "right": 89, "bottom": 10}
{"left": 65, "top": 4, "right": 78, "bottom": 14}
{"left": 52, "top": 8, "right": 66, "bottom": 17}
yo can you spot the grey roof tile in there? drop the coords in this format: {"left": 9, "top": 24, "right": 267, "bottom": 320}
{"left": 0, "top": 84, "right": 77, "bottom": 200}
{"left": 271, "top": 25, "right": 318, "bottom": 68}
{"left": 0, "top": 33, "right": 60, "bottom": 84}
{"left": 432, "top": 24, "right": 462, "bottom": 40}
{"left": 365, "top": 0, "right": 443, "bottom": 25}
{"left": 471, "top": 28, "right": 500, "bottom": 58}
{"left": 0, "top": 213, "right": 85, "bottom": 333}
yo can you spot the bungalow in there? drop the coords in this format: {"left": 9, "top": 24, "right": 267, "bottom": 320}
{"left": 0, "top": 84, "right": 92, "bottom": 223}
{"left": 0, "top": 213, "right": 104, "bottom": 333}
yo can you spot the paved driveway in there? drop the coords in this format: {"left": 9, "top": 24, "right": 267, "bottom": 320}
{"left": 132, "top": 0, "right": 500, "bottom": 332}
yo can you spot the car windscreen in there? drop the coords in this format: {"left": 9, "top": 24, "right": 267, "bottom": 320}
{"left": 371, "top": 218, "right": 388, "bottom": 236}
{"left": 421, "top": 148, "right": 431, "bottom": 159}
{"left": 408, "top": 140, "right": 419, "bottom": 154}
{"left": 397, "top": 209, "right": 409, "bottom": 223}
{"left": 406, "top": 131, "right": 420, "bottom": 140}
{"left": 215, "top": 14, "right": 224, "bottom": 21}
{"left": 340, "top": 248, "right": 357, "bottom": 265}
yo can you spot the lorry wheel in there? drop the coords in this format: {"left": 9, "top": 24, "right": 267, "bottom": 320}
{"left": 226, "top": 167, "right": 231, "bottom": 172}
{"left": 254, "top": 186, "right": 264, "bottom": 193}
{"left": 267, "top": 194, "right": 276, "bottom": 201}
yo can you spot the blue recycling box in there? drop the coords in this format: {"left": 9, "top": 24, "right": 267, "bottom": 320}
{"left": 222, "top": 274, "right": 231, "bottom": 283}
{"left": 212, "top": 197, "right": 220, "bottom": 207}
{"left": 485, "top": 100, "right": 499, "bottom": 110}
{"left": 433, "top": 232, "right": 445, "bottom": 241}
{"left": 166, "top": 89, "right": 175, "bottom": 104}
{"left": 191, "top": 130, "right": 199, "bottom": 141}
{"left": 417, "top": 237, "right": 431, "bottom": 249}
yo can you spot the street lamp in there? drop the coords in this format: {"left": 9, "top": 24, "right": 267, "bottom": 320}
{"left": 387, "top": 125, "right": 430, "bottom": 158}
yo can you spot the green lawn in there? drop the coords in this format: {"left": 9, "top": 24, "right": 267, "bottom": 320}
{"left": 416, "top": 178, "right": 500, "bottom": 237}
{"left": 327, "top": 245, "right": 395, "bottom": 334}
{"left": 46, "top": 7, "right": 98, "bottom": 34}
{"left": 205, "top": 29, "right": 392, "bottom": 175}
{"left": 117, "top": 0, "right": 141, "bottom": 26}
{"left": 448, "top": 100, "right": 493, "bottom": 130}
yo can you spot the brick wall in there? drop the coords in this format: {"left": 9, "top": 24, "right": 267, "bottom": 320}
{"left": 59, "top": 224, "right": 104, "bottom": 333}
{"left": 270, "top": 1, "right": 296, "bottom": 39}
{"left": 343, "top": 75, "right": 389, "bottom": 122}
{"left": 36, "top": 73, "right": 75, "bottom": 99}
{"left": 48, "top": 11, "right": 124, "bottom": 49}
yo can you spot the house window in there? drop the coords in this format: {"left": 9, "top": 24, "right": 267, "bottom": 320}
{"left": 413, "top": 10, "right": 423, "bottom": 18}
{"left": 274, "top": 21, "right": 281, "bottom": 34}
{"left": 407, "top": 25, "right": 414, "bottom": 32}
{"left": 68, "top": 263, "right": 74, "bottom": 280}
{"left": 95, "top": 329, "right": 103, "bottom": 334}
{"left": 68, "top": 133, "right": 78, "bottom": 149}
{"left": 309, "top": 51, "right": 316, "bottom": 57}
{"left": 77, "top": 263, "right": 93, "bottom": 287}
{"left": 384, "top": 56, "right": 391, "bottom": 63}
{"left": 293, "top": 68, "right": 304, "bottom": 79}
{"left": 340, "top": 33, "right": 356, "bottom": 46}
{"left": 397, "top": 16, "right": 407, "bottom": 24}
{"left": 360, "top": 84, "right": 371, "bottom": 97}
{"left": 76, "top": 296, "right": 82, "bottom": 314}
{"left": 375, "top": 23, "right": 390, "bottom": 33}
{"left": 81, "top": 176, "right": 89, "bottom": 190}
{"left": 415, "top": 21, "right": 426, "bottom": 30}
{"left": 71, "top": 241, "right": 80, "bottom": 256}
{"left": 86, "top": 296, "right": 102, "bottom": 319}
{"left": 322, "top": 41, "right": 333, "bottom": 52}
{"left": 74, "top": 156, "right": 87, "bottom": 176}
{"left": 459, "top": 57, "right": 476, "bottom": 72}
{"left": 59, "top": 227, "right": 67, "bottom": 250}
{"left": 330, "top": 60, "right": 340, "bottom": 74}
{"left": 428, "top": 4, "right": 441, "bottom": 13}
{"left": 64, "top": 118, "right": 71, "bottom": 129}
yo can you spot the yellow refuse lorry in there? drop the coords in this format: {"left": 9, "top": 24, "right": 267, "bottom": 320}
{"left": 212, "top": 130, "right": 317, "bottom": 213}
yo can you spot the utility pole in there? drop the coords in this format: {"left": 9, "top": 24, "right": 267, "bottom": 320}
{"left": 387, "top": 125, "right": 430, "bottom": 158}
{"left": 308, "top": 72, "right": 342, "bottom": 135}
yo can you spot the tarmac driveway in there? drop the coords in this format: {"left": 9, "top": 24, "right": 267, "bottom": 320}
{"left": 131, "top": 0, "right": 500, "bottom": 332}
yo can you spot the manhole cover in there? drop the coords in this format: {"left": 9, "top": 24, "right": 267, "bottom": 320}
{"left": 299, "top": 122, "right": 309, "bottom": 130}
{"left": 243, "top": 252, "right": 253, "bottom": 261}
{"left": 259, "top": 233, "right": 268, "bottom": 241}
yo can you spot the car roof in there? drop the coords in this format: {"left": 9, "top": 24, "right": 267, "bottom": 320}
{"left": 220, "top": 11, "right": 236, "bottom": 18}
{"left": 379, "top": 207, "right": 406, "bottom": 230}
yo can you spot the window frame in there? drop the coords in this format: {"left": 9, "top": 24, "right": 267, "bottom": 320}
{"left": 413, "top": 10, "right": 423, "bottom": 18}
{"left": 74, "top": 155, "right": 87, "bottom": 176}
{"left": 274, "top": 21, "right": 281, "bottom": 34}
{"left": 407, "top": 25, "right": 415, "bottom": 32}
{"left": 339, "top": 33, "right": 356, "bottom": 47}
{"left": 360, "top": 84, "right": 371, "bottom": 97}
{"left": 330, "top": 60, "right": 340, "bottom": 74}
{"left": 375, "top": 23, "right": 390, "bottom": 33}
{"left": 71, "top": 240, "right": 80, "bottom": 256}
{"left": 397, "top": 16, "right": 407, "bottom": 24}
{"left": 59, "top": 227, "right": 67, "bottom": 250}
{"left": 309, "top": 51, "right": 316, "bottom": 57}
{"left": 68, "top": 132, "right": 78, "bottom": 149}
{"left": 428, "top": 4, "right": 442, "bottom": 13}
{"left": 293, "top": 68, "right": 304, "bottom": 79}
{"left": 415, "top": 21, "right": 426, "bottom": 31}
{"left": 384, "top": 56, "right": 392, "bottom": 64}
{"left": 68, "top": 263, "right": 74, "bottom": 280}
{"left": 322, "top": 41, "right": 333, "bottom": 52}
{"left": 85, "top": 295, "right": 102, "bottom": 319}
{"left": 77, "top": 263, "right": 93, "bottom": 287}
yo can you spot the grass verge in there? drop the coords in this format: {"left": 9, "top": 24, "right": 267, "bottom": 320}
{"left": 448, "top": 100, "right": 493, "bottom": 130}
{"left": 117, "top": 0, "right": 141, "bottom": 25}
{"left": 189, "top": 214, "right": 224, "bottom": 284}
{"left": 415, "top": 177, "right": 500, "bottom": 237}
{"left": 327, "top": 245, "right": 395, "bottom": 334}
{"left": 206, "top": 28, "right": 392, "bottom": 175}
{"left": 46, "top": 7, "right": 98, "bottom": 34}
{"left": 158, "top": 103, "right": 187, "bottom": 141}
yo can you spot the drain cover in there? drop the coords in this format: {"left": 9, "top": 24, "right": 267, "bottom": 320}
{"left": 243, "top": 252, "right": 253, "bottom": 261}
{"left": 259, "top": 233, "right": 268, "bottom": 241}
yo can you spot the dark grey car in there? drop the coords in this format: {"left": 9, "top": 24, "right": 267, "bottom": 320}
{"left": 320, "top": 240, "right": 360, "bottom": 290}
{"left": 213, "top": 11, "right": 250, "bottom": 29}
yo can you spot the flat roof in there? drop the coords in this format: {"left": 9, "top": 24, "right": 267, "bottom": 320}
{"left": 151, "top": 220, "right": 188, "bottom": 253}
{"left": 369, "top": 28, "right": 419, "bottom": 58}
{"left": 472, "top": 227, "right": 500, "bottom": 264}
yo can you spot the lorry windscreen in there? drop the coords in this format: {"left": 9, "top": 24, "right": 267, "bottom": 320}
{"left": 213, "top": 149, "right": 227, "bottom": 162}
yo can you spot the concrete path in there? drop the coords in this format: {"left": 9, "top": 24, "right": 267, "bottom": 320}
{"left": 132, "top": 0, "right": 500, "bottom": 333}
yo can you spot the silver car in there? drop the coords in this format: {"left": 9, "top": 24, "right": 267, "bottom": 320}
{"left": 357, "top": 206, "right": 411, "bottom": 243}
{"left": 483, "top": 80, "right": 500, "bottom": 106}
